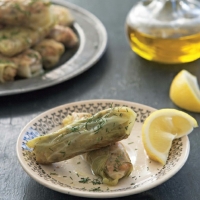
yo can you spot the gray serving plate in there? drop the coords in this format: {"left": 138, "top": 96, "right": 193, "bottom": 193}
{"left": 0, "top": 0, "right": 107, "bottom": 96}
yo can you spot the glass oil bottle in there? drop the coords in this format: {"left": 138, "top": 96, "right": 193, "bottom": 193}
{"left": 126, "top": 0, "right": 200, "bottom": 64}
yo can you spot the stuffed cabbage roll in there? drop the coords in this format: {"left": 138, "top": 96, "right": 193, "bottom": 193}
{"left": 33, "top": 39, "right": 65, "bottom": 69}
{"left": 0, "top": 49, "right": 43, "bottom": 78}
{"left": 0, "top": 22, "right": 54, "bottom": 57}
{"left": 48, "top": 25, "right": 79, "bottom": 48}
{"left": 12, "top": 49, "right": 43, "bottom": 78}
{"left": 52, "top": 5, "right": 74, "bottom": 26}
{"left": 84, "top": 142, "right": 133, "bottom": 186}
{"left": 63, "top": 112, "right": 133, "bottom": 186}
{"left": 0, "top": 59, "right": 18, "bottom": 83}
{"left": 0, "top": 0, "right": 53, "bottom": 30}
{"left": 26, "top": 107, "right": 136, "bottom": 164}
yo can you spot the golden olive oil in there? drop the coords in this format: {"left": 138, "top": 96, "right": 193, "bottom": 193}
{"left": 127, "top": 26, "right": 200, "bottom": 64}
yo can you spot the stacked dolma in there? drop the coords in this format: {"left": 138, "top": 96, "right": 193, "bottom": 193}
{"left": 27, "top": 107, "right": 136, "bottom": 164}
{"left": 0, "top": 0, "right": 79, "bottom": 83}
{"left": 62, "top": 111, "right": 134, "bottom": 186}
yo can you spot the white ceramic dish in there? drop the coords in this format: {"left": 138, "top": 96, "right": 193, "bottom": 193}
{"left": 16, "top": 99, "right": 190, "bottom": 198}
{"left": 0, "top": 0, "right": 107, "bottom": 96}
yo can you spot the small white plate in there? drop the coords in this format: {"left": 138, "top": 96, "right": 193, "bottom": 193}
{"left": 16, "top": 99, "right": 190, "bottom": 198}
{"left": 0, "top": 0, "right": 107, "bottom": 96}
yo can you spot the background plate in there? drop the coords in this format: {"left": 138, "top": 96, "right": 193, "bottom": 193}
{"left": 16, "top": 99, "right": 190, "bottom": 198}
{"left": 0, "top": 0, "right": 107, "bottom": 96}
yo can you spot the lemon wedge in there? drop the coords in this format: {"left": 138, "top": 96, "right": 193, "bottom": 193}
{"left": 142, "top": 109, "right": 198, "bottom": 165}
{"left": 169, "top": 70, "right": 200, "bottom": 112}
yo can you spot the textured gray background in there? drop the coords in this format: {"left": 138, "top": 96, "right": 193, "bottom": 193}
{"left": 1, "top": 0, "right": 200, "bottom": 200}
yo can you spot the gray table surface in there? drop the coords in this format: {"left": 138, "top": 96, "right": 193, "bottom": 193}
{"left": 1, "top": 0, "right": 200, "bottom": 200}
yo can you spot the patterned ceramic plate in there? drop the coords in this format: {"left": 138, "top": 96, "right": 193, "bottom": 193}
{"left": 16, "top": 100, "right": 190, "bottom": 198}
{"left": 0, "top": 0, "right": 107, "bottom": 96}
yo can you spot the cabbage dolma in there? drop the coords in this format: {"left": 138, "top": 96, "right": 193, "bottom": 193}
{"left": 26, "top": 107, "right": 136, "bottom": 164}
{"left": 63, "top": 112, "right": 133, "bottom": 186}
{"left": 83, "top": 142, "right": 133, "bottom": 186}
{"left": 33, "top": 39, "right": 65, "bottom": 69}
{"left": 52, "top": 5, "right": 74, "bottom": 26}
{"left": 0, "top": 49, "right": 43, "bottom": 78}
{"left": 48, "top": 25, "right": 79, "bottom": 48}
{"left": 0, "top": 21, "right": 54, "bottom": 57}
{"left": 0, "top": 59, "right": 17, "bottom": 83}
{"left": 12, "top": 49, "right": 43, "bottom": 78}
{"left": 0, "top": 0, "right": 53, "bottom": 30}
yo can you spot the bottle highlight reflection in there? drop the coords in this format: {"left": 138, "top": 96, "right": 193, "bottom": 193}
{"left": 126, "top": 0, "right": 200, "bottom": 64}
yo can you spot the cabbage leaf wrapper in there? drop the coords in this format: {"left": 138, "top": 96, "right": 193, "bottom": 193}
{"left": 0, "top": 0, "right": 52, "bottom": 30}
{"left": 83, "top": 142, "right": 133, "bottom": 186}
{"left": 0, "top": 20, "right": 55, "bottom": 57}
{"left": 0, "top": 59, "right": 18, "bottom": 83}
{"left": 33, "top": 39, "right": 65, "bottom": 69}
{"left": 26, "top": 107, "right": 136, "bottom": 164}
{"left": 47, "top": 25, "right": 79, "bottom": 48}
{"left": 52, "top": 5, "right": 75, "bottom": 26}
{"left": 0, "top": 49, "right": 43, "bottom": 78}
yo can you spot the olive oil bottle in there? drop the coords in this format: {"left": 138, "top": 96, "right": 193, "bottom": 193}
{"left": 126, "top": 0, "right": 200, "bottom": 64}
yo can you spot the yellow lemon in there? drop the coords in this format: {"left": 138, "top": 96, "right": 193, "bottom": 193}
{"left": 142, "top": 109, "right": 198, "bottom": 165}
{"left": 169, "top": 70, "right": 200, "bottom": 112}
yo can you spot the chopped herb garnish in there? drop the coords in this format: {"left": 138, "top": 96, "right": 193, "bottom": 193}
{"left": 79, "top": 177, "right": 91, "bottom": 183}
{"left": 0, "top": 35, "right": 8, "bottom": 41}
{"left": 14, "top": 3, "right": 31, "bottom": 16}
{"left": 91, "top": 179, "right": 102, "bottom": 185}
{"left": 128, "top": 142, "right": 134, "bottom": 145}
{"left": 109, "top": 103, "right": 113, "bottom": 108}
{"left": 27, "top": 52, "right": 38, "bottom": 59}
{"left": 90, "top": 187, "right": 102, "bottom": 192}
{"left": 71, "top": 126, "right": 79, "bottom": 132}
{"left": 50, "top": 173, "right": 58, "bottom": 176}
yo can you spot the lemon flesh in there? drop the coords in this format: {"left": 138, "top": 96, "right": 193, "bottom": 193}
{"left": 170, "top": 70, "right": 200, "bottom": 112}
{"left": 142, "top": 109, "right": 198, "bottom": 165}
